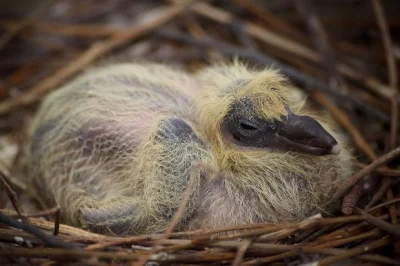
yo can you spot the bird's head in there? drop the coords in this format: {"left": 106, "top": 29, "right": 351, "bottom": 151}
{"left": 195, "top": 64, "right": 340, "bottom": 160}
{"left": 194, "top": 63, "right": 351, "bottom": 222}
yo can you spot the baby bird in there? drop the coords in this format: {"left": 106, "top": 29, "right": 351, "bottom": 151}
{"left": 28, "top": 62, "right": 352, "bottom": 235}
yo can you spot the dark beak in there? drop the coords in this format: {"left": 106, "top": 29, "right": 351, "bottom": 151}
{"left": 275, "top": 112, "right": 340, "bottom": 156}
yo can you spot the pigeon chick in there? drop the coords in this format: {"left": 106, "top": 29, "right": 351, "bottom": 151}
{"left": 28, "top": 62, "right": 352, "bottom": 235}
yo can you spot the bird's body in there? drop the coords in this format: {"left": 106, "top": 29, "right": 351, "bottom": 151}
{"left": 28, "top": 62, "right": 352, "bottom": 235}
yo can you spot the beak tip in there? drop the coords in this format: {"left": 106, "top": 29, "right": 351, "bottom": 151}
{"left": 330, "top": 144, "right": 341, "bottom": 155}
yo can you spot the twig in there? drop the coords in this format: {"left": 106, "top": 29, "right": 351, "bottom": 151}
{"left": 85, "top": 235, "right": 155, "bottom": 251}
{"left": 313, "top": 236, "right": 391, "bottom": 266}
{"left": 0, "top": 0, "right": 54, "bottom": 50}
{"left": 156, "top": 29, "right": 389, "bottom": 121}
{"left": 307, "top": 229, "right": 381, "bottom": 250}
{"left": 353, "top": 162, "right": 400, "bottom": 176}
{"left": 366, "top": 179, "right": 400, "bottom": 209}
{"left": 307, "top": 249, "right": 400, "bottom": 265}
{"left": 193, "top": 216, "right": 364, "bottom": 244}
{"left": 0, "top": 20, "right": 121, "bottom": 38}
{"left": 231, "top": 239, "right": 252, "bottom": 266}
{"left": 232, "top": 0, "right": 307, "bottom": 44}
{"left": 293, "top": 3, "right": 377, "bottom": 215}
{"left": 0, "top": 247, "right": 140, "bottom": 262}
{"left": 294, "top": 0, "right": 348, "bottom": 94}
{"left": 0, "top": 170, "right": 29, "bottom": 225}
{"left": 1, "top": 209, "right": 107, "bottom": 240}
{"left": 84, "top": 223, "right": 267, "bottom": 251}
{"left": 366, "top": 197, "right": 400, "bottom": 213}
{"left": 311, "top": 91, "right": 377, "bottom": 161}
{"left": 371, "top": 0, "right": 399, "bottom": 149}
{"left": 241, "top": 250, "right": 299, "bottom": 265}
{"left": 189, "top": 2, "right": 395, "bottom": 103}
{"left": 296, "top": 6, "right": 380, "bottom": 213}
{"left": 233, "top": 0, "right": 384, "bottom": 66}
{"left": 0, "top": 212, "right": 78, "bottom": 249}
{"left": 0, "top": 4, "right": 186, "bottom": 115}
{"left": 371, "top": 0, "right": 399, "bottom": 225}
{"left": 333, "top": 146, "right": 400, "bottom": 201}
{"left": 229, "top": 19, "right": 257, "bottom": 51}
{"left": 357, "top": 208, "right": 400, "bottom": 238}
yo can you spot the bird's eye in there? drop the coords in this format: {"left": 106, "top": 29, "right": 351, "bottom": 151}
{"left": 237, "top": 121, "right": 260, "bottom": 137}
{"left": 239, "top": 122, "right": 258, "bottom": 131}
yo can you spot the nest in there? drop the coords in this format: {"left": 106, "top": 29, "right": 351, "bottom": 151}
{"left": 0, "top": 0, "right": 399, "bottom": 265}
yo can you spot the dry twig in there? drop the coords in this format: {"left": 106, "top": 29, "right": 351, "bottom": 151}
{"left": 371, "top": 0, "right": 399, "bottom": 225}
{"left": 294, "top": 0, "right": 348, "bottom": 94}
{"left": 0, "top": 170, "right": 29, "bottom": 225}
{"left": 190, "top": 2, "right": 395, "bottom": 102}
{"left": 334, "top": 146, "right": 400, "bottom": 200}
{"left": 0, "top": 212, "right": 78, "bottom": 249}
{"left": 0, "top": 4, "right": 186, "bottom": 114}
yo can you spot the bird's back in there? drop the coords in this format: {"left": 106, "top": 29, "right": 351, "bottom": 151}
{"left": 28, "top": 63, "right": 201, "bottom": 223}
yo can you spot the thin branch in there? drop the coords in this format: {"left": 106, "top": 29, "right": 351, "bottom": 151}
{"left": 294, "top": 0, "right": 349, "bottom": 94}
{"left": 0, "top": 247, "right": 140, "bottom": 262}
{"left": 295, "top": 8, "right": 374, "bottom": 213}
{"left": 307, "top": 229, "right": 381, "bottom": 250}
{"left": 371, "top": 0, "right": 399, "bottom": 149}
{"left": 366, "top": 197, "right": 400, "bottom": 213}
{"left": 353, "top": 162, "right": 400, "bottom": 176}
{"left": 313, "top": 236, "right": 391, "bottom": 266}
{"left": 357, "top": 208, "right": 400, "bottom": 238}
{"left": 234, "top": 0, "right": 381, "bottom": 66}
{"left": 366, "top": 179, "right": 400, "bottom": 209}
{"left": 193, "top": 216, "right": 364, "bottom": 244}
{"left": 0, "top": 171, "right": 29, "bottom": 225}
{"left": 0, "top": 20, "right": 121, "bottom": 38}
{"left": 156, "top": 29, "right": 389, "bottom": 121}
{"left": 371, "top": 0, "right": 399, "bottom": 225}
{"left": 0, "top": 0, "right": 54, "bottom": 50}
{"left": 0, "top": 212, "right": 79, "bottom": 249}
{"left": 231, "top": 239, "right": 252, "bottom": 266}
{"left": 190, "top": 2, "right": 395, "bottom": 103}
{"left": 229, "top": 19, "right": 257, "bottom": 51}
{"left": 311, "top": 91, "right": 377, "bottom": 161}
{"left": 232, "top": 0, "right": 307, "bottom": 44}
{"left": 333, "top": 146, "right": 400, "bottom": 201}
{"left": 0, "top": 4, "right": 186, "bottom": 115}
{"left": 1, "top": 208, "right": 107, "bottom": 240}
